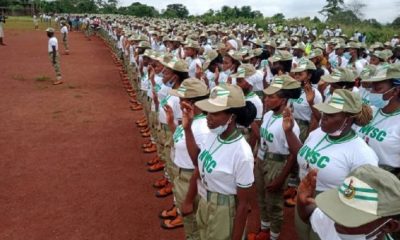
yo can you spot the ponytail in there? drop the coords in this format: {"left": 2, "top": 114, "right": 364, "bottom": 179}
{"left": 353, "top": 104, "right": 373, "bottom": 127}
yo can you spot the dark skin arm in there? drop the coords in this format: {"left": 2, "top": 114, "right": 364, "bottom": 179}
{"left": 297, "top": 169, "right": 318, "bottom": 223}
{"left": 181, "top": 101, "right": 200, "bottom": 166}
{"left": 249, "top": 120, "right": 261, "bottom": 151}
{"left": 304, "top": 82, "right": 321, "bottom": 133}
{"left": 282, "top": 106, "right": 303, "bottom": 155}
{"left": 181, "top": 168, "right": 200, "bottom": 216}
{"left": 52, "top": 45, "right": 56, "bottom": 64}
{"left": 164, "top": 104, "right": 177, "bottom": 134}
{"left": 232, "top": 186, "right": 252, "bottom": 240}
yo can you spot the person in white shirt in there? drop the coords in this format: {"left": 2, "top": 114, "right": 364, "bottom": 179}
{"left": 182, "top": 84, "right": 257, "bottom": 240}
{"left": 46, "top": 28, "right": 62, "bottom": 85}
{"left": 160, "top": 79, "right": 210, "bottom": 235}
{"left": 283, "top": 89, "right": 378, "bottom": 240}
{"left": 297, "top": 165, "right": 400, "bottom": 240}
{"left": 183, "top": 40, "right": 202, "bottom": 78}
{"left": 357, "top": 64, "right": 400, "bottom": 178}
{"left": 60, "top": 21, "right": 69, "bottom": 55}
{"left": 255, "top": 75, "right": 302, "bottom": 240}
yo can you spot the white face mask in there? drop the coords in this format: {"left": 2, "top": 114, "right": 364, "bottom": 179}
{"left": 328, "top": 117, "right": 348, "bottom": 137}
{"left": 337, "top": 219, "right": 391, "bottom": 240}
{"left": 210, "top": 115, "right": 233, "bottom": 135}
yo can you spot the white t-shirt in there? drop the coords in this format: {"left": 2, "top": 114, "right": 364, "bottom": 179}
{"left": 187, "top": 57, "right": 202, "bottom": 78}
{"left": 247, "top": 71, "right": 264, "bottom": 92}
{"left": 291, "top": 88, "right": 323, "bottom": 122}
{"left": 357, "top": 108, "right": 400, "bottom": 168}
{"left": 245, "top": 92, "right": 263, "bottom": 121}
{"left": 60, "top": 26, "right": 68, "bottom": 35}
{"left": 298, "top": 128, "right": 378, "bottom": 191}
{"left": 140, "top": 66, "right": 148, "bottom": 91}
{"left": 198, "top": 133, "right": 254, "bottom": 195}
{"left": 173, "top": 114, "right": 210, "bottom": 169}
{"left": 205, "top": 69, "right": 216, "bottom": 89}
{"left": 158, "top": 94, "right": 182, "bottom": 125}
{"left": 258, "top": 111, "right": 300, "bottom": 159}
{"left": 48, "top": 37, "right": 58, "bottom": 52}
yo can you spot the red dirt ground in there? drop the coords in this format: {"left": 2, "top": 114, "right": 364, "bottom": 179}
{"left": 0, "top": 28, "right": 298, "bottom": 240}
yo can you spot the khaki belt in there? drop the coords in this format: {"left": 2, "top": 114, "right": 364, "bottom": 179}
{"left": 206, "top": 191, "right": 236, "bottom": 206}
{"left": 265, "top": 152, "right": 288, "bottom": 162}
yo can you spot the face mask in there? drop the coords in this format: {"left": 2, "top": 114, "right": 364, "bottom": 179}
{"left": 210, "top": 115, "right": 233, "bottom": 135}
{"left": 369, "top": 88, "right": 394, "bottom": 109}
{"left": 328, "top": 117, "right": 348, "bottom": 137}
{"left": 337, "top": 219, "right": 391, "bottom": 240}
{"left": 343, "top": 52, "right": 351, "bottom": 60}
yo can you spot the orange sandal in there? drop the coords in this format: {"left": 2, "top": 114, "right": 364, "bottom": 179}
{"left": 153, "top": 177, "right": 168, "bottom": 188}
{"left": 161, "top": 215, "right": 183, "bottom": 229}
{"left": 159, "top": 205, "right": 178, "bottom": 219}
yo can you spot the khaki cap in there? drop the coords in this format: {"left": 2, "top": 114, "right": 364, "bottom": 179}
{"left": 321, "top": 67, "right": 356, "bottom": 83}
{"left": 314, "top": 89, "right": 362, "bottom": 114}
{"left": 360, "top": 65, "right": 378, "bottom": 81}
{"left": 183, "top": 39, "right": 200, "bottom": 50}
{"left": 370, "top": 42, "right": 384, "bottom": 50}
{"left": 264, "top": 75, "right": 301, "bottom": 95}
{"left": 291, "top": 58, "right": 317, "bottom": 73}
{"left": 245, "top": 48, "right": 263, "bottom": 60}
{"left": 363, "top": 63, "right": 400, "bottom": 82}
{"left": 250, "top": 38, "right": 264, "bottom": 47}
{"left": 264, "top": 39, "right": 277, "bottom": 48}
{"left": 345, "top": 42, "right": 360, "bottom": 49}
{"left": 137, "top": 41, "right": 151, "bottom": 49}
{"left": 316, "top": 165, "right": 400, "bottom": 227}
{"left": 195, "top": 84, "right": 245, "bottom": 113}
{"left": 226, "top": 50, "right": 243, "bottom": 62}
{"left": 307, "top": 49, "right": 324, "bottom": 59}
{"left": 169, "top": 78, "right": 209, "bottom": 98}
{"left": 231, "top": 64, "right": 257, "bottom": 79}
{"left": 372, "top": 49, "right": 393, "bottom": 61}
{"left": 202, "top": 50, "right": 219, "bottom": 70}
{"left": 46, "top": 27, "right": 55, "bottom": 33}
{"left": 142, "top": 49, "right": 154, "bottom": 58}
{"left": 334, "top": 43, "right": 346, "bottom": 50}
{"left": 293, "top": 42, "right": 306, "bottom": 51}
{"left": 161, "top": 58, "right": 189, "bottom": 73}
{"left": 268, "top": 50, "right": 293, "bottom": 63}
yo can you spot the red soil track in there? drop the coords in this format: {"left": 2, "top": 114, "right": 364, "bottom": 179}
{"left": 0, "top": 29, "right": 297, "bottom": 240}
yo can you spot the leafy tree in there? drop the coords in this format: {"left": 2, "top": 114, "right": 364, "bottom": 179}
{"left": 319, "top": 0, "right": 344, "bottom": 18}
{"left": 393, "top": 16, "right": 400, "bottom": 27}
{"left": 162, "top": 4, "right": 188, "bottom": 18}
{"left": 272, "top": 13, "right": 285, "bottom": 23}
{"left": 125, "top": 2, "right": 158, "bottom": 17}
{"left": 329, "top": 10, "right": 360, "bottom": 24}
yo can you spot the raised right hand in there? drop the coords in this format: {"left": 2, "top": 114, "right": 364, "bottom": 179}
{"left": 181, "top": 101, "right": 194, "bottom": 130}
{"left": 282, "top": 105, "right": 295, "bottom": 132}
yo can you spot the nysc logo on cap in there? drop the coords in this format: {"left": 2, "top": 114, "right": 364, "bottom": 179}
{"left": 329, "top": 93, "right": 346, "bottom": 110}
{"left": 271, "top": 77, "right": 284, "bottom": 89}
{"left": 177, "top": 86, "right": 187, "bottom": 97}
{"left": 209, "top": 87, "right": 230, "bottom": 106}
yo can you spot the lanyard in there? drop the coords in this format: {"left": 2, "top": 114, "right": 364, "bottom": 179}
{"left": 265, "top": 113, "right": 282, "bottom": 130}
{"left": 246, "top": 92, "right": 256, "bottom": 99}
{"left": 368, "top": 108, "right": 400, "bottom": 129}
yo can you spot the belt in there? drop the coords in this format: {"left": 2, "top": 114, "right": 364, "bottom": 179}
{"left": 265, "top": 152, "right": 288, "bottom": 162}
{"left": 179, "top": 167, "right": 194, "bottom": 174}
{"left": 206, "top": 191, "right": 236, "bottom": 206}
{"left": 295, "top": 118, "right": 310, "bottom": 126}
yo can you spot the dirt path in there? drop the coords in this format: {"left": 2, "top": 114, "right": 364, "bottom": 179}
{"left": 0, "top": 29, "right": 183, "bottom": 240}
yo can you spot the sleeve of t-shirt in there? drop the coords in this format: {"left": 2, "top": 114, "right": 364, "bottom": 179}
{"left": 314, "top": 88, "right": 323, "bottom": 104}
{"left": 350, "top": 141, "right": 379, "bottom": 171}
{"left": 234, "top": 148, "right": 255, "bottom": 188}
{"left": 310, "top": 208, "right": 340, "bottom": 240}
{"left": 172, "top": 98, "right": 182, "bottom": 121}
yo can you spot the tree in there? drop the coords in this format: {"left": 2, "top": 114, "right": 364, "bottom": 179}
{"left": 124, "top": 2, "right": 158, "bottom": 17}
{"left": 162, "top": 4, "right": 189, "bottom": 18}
{"left": 392, "top": 16, "right": 400, "bottom": 27}
{"left": 329, "top": 10, "right": 360, "bottom": 24}
{"left": 344, "top": 0, "right": 367, "bottom": 19}
{"left": 272, "top": 13, "right": 285, "bottom": 23}
{"left": 319, "top": 0, "right": 344, "bottom": 18}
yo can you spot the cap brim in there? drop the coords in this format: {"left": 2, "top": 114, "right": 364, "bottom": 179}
{"left": 291, "top": 67, "right": 307, "bottom": 73}
{"left": 195, "top": 99, "right": 229, "bottom": 113}
{"left": 321, "top": 75, "right": 339, "bottom": 83}
{"left": 362, "top": 76, "right": 388, "bottom": 82}
{"left": 168, "top": 89, "right": 183, "bottom": 98}
{"left": 314, "top": 102, "right": 343, "bottom": 114}
{"left": 316, "top": 189, "right": 380, "bottom": 227}
{"left": 263, "top": 86, "right": 280, "bottom": 95}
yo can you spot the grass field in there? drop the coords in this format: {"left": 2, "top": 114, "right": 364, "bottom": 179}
{"left": 3, "top": 16, "right": 56, "bottom": 30}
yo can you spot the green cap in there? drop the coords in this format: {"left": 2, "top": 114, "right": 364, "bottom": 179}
{"left": 291, "top": 58, "right": 317, "bottom": 73}
{"left": 334, "top": 43, "right": 346, "bottom": 50}
{"left": 307, "top": 49, "right": 324, "bottom": 59}
{"left": 321, "top": 67, "right": 356, "bottom": 83}
{"left": 316, "top": 165, "right": 400, "bottom": 227}
{"left": 314, "top": 89, "right": 362, "bottom": 114}
{"left": 363, "top": 63, "right": 400, "bottom": 82}
{"left": 169, "top": 78, "right": 209, "bottom": 99}
{"left": 195, "top": 84, "right": 245, "bottom": 113}
{"left": 268, "top": 50, "right": 293, "bottom": 63}
{"left": 293, "top": 42, "right": 306, "bottom": 51}
{"left": 264, "top": 75, "right": 301, "bottom": 95}
{"left": 161, "top": 58, "right": 189, "bottom": 73}
{"left": 230, "top": 64, "right": 256, "bottom": 79}
{"left": 46, "top": 27, "right": 55, "bottom": 33}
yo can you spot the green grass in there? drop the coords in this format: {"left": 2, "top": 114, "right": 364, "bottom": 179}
{"left": 4, "top": 16, "right": 56, "bottom": 31}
